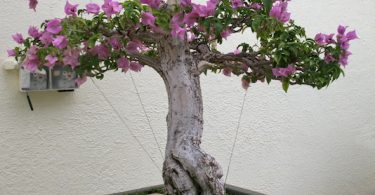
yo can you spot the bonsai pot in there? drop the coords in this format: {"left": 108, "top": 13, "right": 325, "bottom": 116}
{"left": 110, "top": 184, "right": 265, "bottom": 195}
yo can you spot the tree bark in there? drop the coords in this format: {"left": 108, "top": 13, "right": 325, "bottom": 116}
{"left": 158, "top": 38, "right": 225, "bottom": 195}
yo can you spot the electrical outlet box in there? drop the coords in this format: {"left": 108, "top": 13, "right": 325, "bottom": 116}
{"left": 19, "top": 65, "right": 78, "bottom": 92}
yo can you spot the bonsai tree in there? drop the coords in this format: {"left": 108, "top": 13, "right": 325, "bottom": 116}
{"left": 9, "top": 0, "right": 357, "bottom": 194}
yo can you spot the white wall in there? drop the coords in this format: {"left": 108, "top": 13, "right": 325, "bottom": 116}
{"left": 0, "top": 0, "right": 374, "bottom": 195}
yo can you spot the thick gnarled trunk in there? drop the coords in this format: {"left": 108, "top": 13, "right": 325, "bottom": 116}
{"left": 158, "top": 38, "right": 224, "bottom": 195}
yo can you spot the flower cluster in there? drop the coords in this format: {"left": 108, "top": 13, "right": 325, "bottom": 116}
{"left": 315, "top": 25, "right": 358, "bottom": 67}
{"left": 168, "top": 0, "right": 219, "bottom": 41}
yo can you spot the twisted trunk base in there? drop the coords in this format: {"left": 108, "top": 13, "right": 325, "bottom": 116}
{"left": 158, "top": 38, "right": 224, "bottom": 195}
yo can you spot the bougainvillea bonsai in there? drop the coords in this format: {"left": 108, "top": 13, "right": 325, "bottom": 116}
{"left": 8, "top": 0, "right": 357, "bottom": 194}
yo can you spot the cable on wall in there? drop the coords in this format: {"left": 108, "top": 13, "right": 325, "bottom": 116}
{"left": 129, "top": 72, "right": 165, "bottom": 160}
{"left": 90, "top": 78, "right": 162, "bottom": 173}
{"left": 224, "top": 90, "right": 248, "bottom": 184}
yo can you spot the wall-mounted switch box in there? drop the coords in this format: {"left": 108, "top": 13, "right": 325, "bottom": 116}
{"left": 19, "top": 65, "right": 78, "bottom": 92}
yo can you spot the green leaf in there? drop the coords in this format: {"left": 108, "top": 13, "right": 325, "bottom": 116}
{"left": 215, "top": 22, "right": 223, "bottom": 36}
{"left": 266, "top": 74, "right": 272, "bottom": 84}
{"left": 262, "top": 0, "right": 273, "bottom": 13}
{"left": 340, "top": 69, "right": 346, "bottom": 77}
{"left": 282, "top": 78, "right": 290, "bottom": 93}
{"left": 87, "top": 34, "right": 99, "bottom": 48}
{"left": 251, "top": 16, "right": 262, "bottom": 32}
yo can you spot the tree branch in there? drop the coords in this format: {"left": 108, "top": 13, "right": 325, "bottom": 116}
{"left": 196, "top": 50, "right": 272, "bottom": 74}
{"left": 128, "top": 29, "right": 166, "bottom": 43}
{"left": 127, "top": 52, "right": 161, "bottom": 71}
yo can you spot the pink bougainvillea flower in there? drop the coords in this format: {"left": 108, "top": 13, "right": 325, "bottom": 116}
{"left": 172, "top": 13, "right": 184, "bottom": 26}
{"left": 29, "top": 0, "right": 38, "bottom": 11}
{"left": 325, "top": 33, "right": 335, "bottom": 44}
{"left": 181, "top": 0, "right": 219, "bottom": 26}
{"left": 141, "top": 12, "right": 156, "bottom": 27}
{"left": 109, "top": 36, "right": 122, "bottom": 50}
{"left": 233, "top": 49, "right": 241, "bottom": 55}
{"left": 52, "top": 36, "right": 68, "bottom": 49}
{"left": 129, "top": 61, "right": 143, "bottom": 72}
{"left": 241, "top": 78, "right": 250, "bottom": 90}
{"left": 63, "top": 48, "right": 80, "bottom": 68}
{"left": 40, "top": 32, "right": 54, "bottom": 45}
{"left": 75, "top": 76, "right": 87, "bottom": 87}
{"left": 117, "top": 57, "right": 130, "bottom": 72}
{"left": 231, "top": 0, "right": 244, "bottom": 9}
{"left": 272, "top": 64, "right": 296, "bottom": 77}
{"left": 337, "top": 25, "right": 347, "bottom": 35}
{"left": 346, "top": 30, "right": 359, "bottom": 41}
{"left": 45, "top": 54, "right": 58, "bottom": 68}
{"left": 90, "top": 44, "right": 110, "bottom": 60}
{"left": 171, "top": 24, "right": 186, "bottom": 40}
{"left": 180, "top": 0, "right": 192, "bottom": 7}
{"left": 221, "top": 29, "right": 232, "bottom": 40}
{"left": 97, "top": 44, "right": 110, "bottom": 60}
{"left": 188, "top": 0, "right": 218, "bottom": 20}
{"left": 206, "top": 0, "right": 219, "bottom": 15}
{"left": 337, "top": 35, "right": 348, "bottom": 44}
{"left": 140, "top": 0, "right": 161, "bottom": 9}
{"left": 64, "top": 1, "right": 79, "bottom": 16}
{"left": 340, "top": 41, "right": 350, "bottom": 50}
{"left": 222, "top": 68, "right": 232, "bottom": 77}
{"left": 337, "top": 29, "right": 357, "bottom": 46}
{"left": 23, "top": 45, "right": 40, "bottom": 72}
{"left": 192, "top": 5, "right": 209, "bottom": 17}
{"left": 23, "top": 58, "right": 39, "bottom": 72}
{"left": 183, "top": 12, "right": 199, "bottom": 27}
{"left": 12, "top": 33, "right": 24, "bottom": 44}
{"left": 315, "top": 33, "right": 336, "bottom": 45}
{"left": 314, "top": 33, "right": 326, "bottom": 45}
{"left": 126, "top": 40, "right": 149, "bottom": 54}
{"left": 336, "top": 25, "right": 348, "bottom": 43}
{"left": 269, "top": 1, "right": 291, "bottom": 23}
{"left": 28, "top": 26, "right": 40, "bottom": 38}
{"left": 324, "top": 53, "right": 335, "bottom": 64}
{"left": 7, "top": 49, "right": 16, "bottom": 57}
{"left": 46, "top": 19, "right": 62, "bottom": 34}
{"left": 250, "top": 3, "right": 262, "bottom": 10}
{"left": 102, "top": 0, "right": 123, "bottom": 18}
{"left": 339, "top": 56, "right": 348, "bottom": 67}
{"left": 86, "top": 3, "right": 100, "bottom": 14}
{"left": 269, "top": 5, "right": 282, "bottom": 18}
{"left": 339, "top": 50, "right": 352, "bottom": 67}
